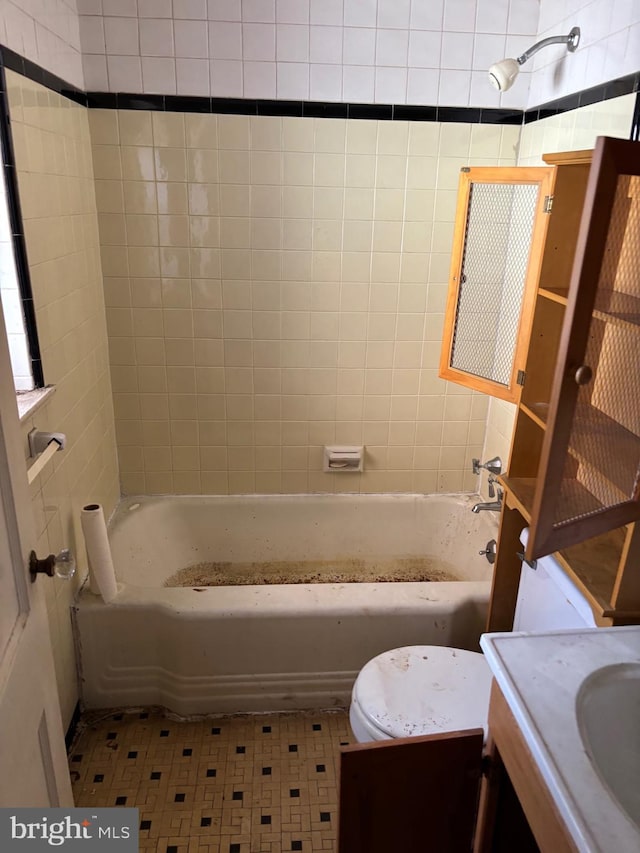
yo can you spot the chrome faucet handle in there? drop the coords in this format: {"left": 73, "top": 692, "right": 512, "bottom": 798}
{"left": 472, "top": 456, "right": 502, "bottom": 476}
{"left": 479, "top": 539, "right": 497, "bottom": 564}
{"left": 487, "top": 475, "right": 496, "bottom": 498}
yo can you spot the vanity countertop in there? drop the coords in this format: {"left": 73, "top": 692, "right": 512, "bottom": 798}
{"left": 480, "top": 625, "right": 640, "bottom": 853}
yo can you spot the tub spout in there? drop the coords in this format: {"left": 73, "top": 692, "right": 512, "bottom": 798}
{"left": 471, "top": 489, "right": 503, "bottom": 513}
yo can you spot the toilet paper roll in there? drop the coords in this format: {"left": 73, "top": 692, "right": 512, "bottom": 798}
{"left": 81, "top": 503, "right": 118, "bottom": 603}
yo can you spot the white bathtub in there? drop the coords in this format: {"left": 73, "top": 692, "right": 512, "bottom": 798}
{"left": 75, "top": 493, "right": 498, "bottom": 716}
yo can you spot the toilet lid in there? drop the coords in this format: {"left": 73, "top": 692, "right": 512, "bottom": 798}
{"left": 353, "top": 645, "right": 493, "bottom": 739}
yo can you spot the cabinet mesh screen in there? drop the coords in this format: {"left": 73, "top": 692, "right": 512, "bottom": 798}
{"left": 556, "top": 174, "right": 640, "bottom": 525}
{"left": 450, "top": 182, "right": 538, "bottom": 385}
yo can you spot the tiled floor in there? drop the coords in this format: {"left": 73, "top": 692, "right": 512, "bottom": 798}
{"left": 69, "top": 708, "right": 352, "bottom": 852}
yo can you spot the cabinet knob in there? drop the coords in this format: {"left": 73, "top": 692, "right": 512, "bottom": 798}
{"left": 574, "top": 365, "right": 592, "bottom": 385}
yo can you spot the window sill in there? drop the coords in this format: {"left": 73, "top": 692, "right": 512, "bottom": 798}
{"left": 17, "top": 386, "right": 56, "bottom": 422}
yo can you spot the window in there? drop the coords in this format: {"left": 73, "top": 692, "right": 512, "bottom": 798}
{"left": 0, "top": 165, "right": 32, "bottom": 390}
{"left": 0, "top": 80, "right": 43, "bottom": 394}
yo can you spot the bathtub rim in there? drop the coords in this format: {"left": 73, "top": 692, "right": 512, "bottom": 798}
{"left": 111, "top": 490, "right": 486, "bottom": 515}
{"left": 77, "top": 576, "right": 493, "bottom": 615}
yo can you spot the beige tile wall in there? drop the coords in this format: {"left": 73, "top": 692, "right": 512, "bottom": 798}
{"left": 518, "top": 94, "right": 637, "bottom": 167}
{"left": 7, "top": 70, "right": 119, "bottom": 728}
{"left": 90, "top": 110, "right": 519, "bottom": 495}
{"left": 480, "top": 94, "right": 636, "bottom": 497}
{"left": 4, "top": 68, "right": 632, "bottom": 723}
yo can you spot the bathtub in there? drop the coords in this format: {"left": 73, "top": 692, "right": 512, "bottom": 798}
{"left": 74, "top": 493, "right": 498, "bottom": 716}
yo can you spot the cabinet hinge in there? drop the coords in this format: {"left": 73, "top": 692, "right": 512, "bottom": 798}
{"left": 461, "top": 166, "right": 471, "bottom": 172}
{"left": 543, "top": 194, "right": 554, "bottom": 213}
{"left": 516, "top": 369, "right": 526, "bottom": 386}
{"left": 517, "top": 551, "right": 537, "bottom": 570}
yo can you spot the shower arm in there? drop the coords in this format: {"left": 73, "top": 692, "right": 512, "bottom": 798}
{"left": 516, "top": 28, "right": 581, "bottom": 66}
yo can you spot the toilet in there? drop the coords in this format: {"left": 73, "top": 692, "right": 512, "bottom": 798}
{"left": 349, "top": 529, "right": 597, "bottom": 743}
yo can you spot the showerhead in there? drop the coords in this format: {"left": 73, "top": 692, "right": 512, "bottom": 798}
{"left": 488, "top": 27, "right": 581, "bottom": 92}
{"left": 488, "top": 58, "right": 520, "bottom": 92}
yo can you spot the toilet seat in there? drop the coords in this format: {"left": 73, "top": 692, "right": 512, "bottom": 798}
{"left": 350, "top": 645, "right": 493, "bottom": 742}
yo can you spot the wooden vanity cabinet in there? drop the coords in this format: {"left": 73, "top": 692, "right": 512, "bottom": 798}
{"left": 337, "top": 688, "right": 584, "bottom": 853}
{"left": 337, "top": 692, "right": 573, "bottom": 853}
{"left": 474, "top": 682, "right": 577, "bottom": 853}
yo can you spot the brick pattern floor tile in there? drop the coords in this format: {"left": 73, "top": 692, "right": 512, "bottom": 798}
{"left": 70, "top": 709, "right": 352, "bottom": 853}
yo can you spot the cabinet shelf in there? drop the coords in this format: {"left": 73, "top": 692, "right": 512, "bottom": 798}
{"left": 567, "top": 402, "right": 640, "bottom": 500}
{"left": 593, "top": 290, "right": 640, "bottom": 330}
{"left": 538, "top": 286, "right": 569, "bottom": 306}
{"left": 501, "top": 474, "right": 610, "bottom": 526}
{"left": 557, "top": 526, "right": 627, "bottom": 618}
{"left": 500, "top": 476, "right": 535, "bottom": 521}
{"left": 500, "top": 476, "right": 628, "bottom": 619}
{"left": 520, "top": 402, "right": 549, "bottom": 429}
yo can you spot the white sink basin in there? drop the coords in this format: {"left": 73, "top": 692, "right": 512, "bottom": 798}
{"left": 576, "top": 663, "right": 640, "bottom": 828}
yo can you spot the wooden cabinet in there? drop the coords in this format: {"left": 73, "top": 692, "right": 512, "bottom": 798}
{"left": 434, "top": 137, "right": 640, "bottom": 629}
{"left": 525, "top": 139, "right": 640, "bottom": 556}
{"left": 494, "top": 137, "right": 640, "bottom": 628}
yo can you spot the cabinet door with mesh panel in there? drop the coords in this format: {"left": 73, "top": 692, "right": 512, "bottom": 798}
{"left": 526, "top": 137, "right": 640, "bottom": 559}
{"left": 440, "top": 167, "right": 554, "bottom": 403}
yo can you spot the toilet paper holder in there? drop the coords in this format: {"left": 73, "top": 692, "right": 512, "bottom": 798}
{"left": 26, "top": 429, "right": 67, "bottom": 485}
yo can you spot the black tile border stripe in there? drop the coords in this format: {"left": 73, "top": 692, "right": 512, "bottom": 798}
{"left": 82, "top": 91, "right": 525, "bottom": 125}
{"left": 1, "top": 45, "right": 86, "bottom": 106}
{"left": 84, "top": 94, "right": 526, "bottom": 125}
{"left": 1, "top": 42, "right": 637, "bottom": 131}
{"left": 0, "top": 55, "right": 44, "bottom": 387}
{"left": 523, "top": 71, "right": 640, "bottom": 124}
{"left": 302, "top": 101, "right": 347, "bottom": 119}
